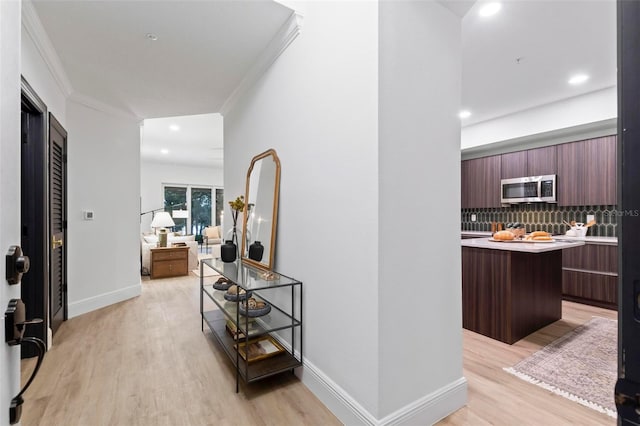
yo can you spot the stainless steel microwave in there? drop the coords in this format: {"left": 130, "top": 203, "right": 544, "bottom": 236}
{"left": 501, "top": 175, "right": 557, "bottom": 204}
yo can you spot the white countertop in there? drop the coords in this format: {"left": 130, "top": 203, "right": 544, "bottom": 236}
{"left": 461, "top": 231, "right": 617, "bottom": 246}
{"left": 461, "top": 231, "right": 492, "bottom": 237}
{"left": 461, "top": 237, "right": 585, "bottom": 253}
{"left": 553, "top": 235, "right": 618, "bottom": 246}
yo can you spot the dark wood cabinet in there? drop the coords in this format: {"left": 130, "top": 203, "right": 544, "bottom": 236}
{"left": 584, "top": 135, "right": 616, "bottom": 205}
{"left": 500, "top": 146, "right": 556, "bottom": 180}
{"left": 527, "top": 145, "right": 557, "bottom": 176}
{"left": 501, "top": 151, "right": 527, "bottom": 179}
{"left": 463, "top": 246, "right": 562, "bottom": 344}
{"left": 557, "top": 141, "right": 583, "bottom": 206}
{"left": 557, "top": 135, "right": 616, "bottom": 206}
{"left": 461, "top": 156, "right": 501, "bottom": 208}
{"left": 562, "top": 243, "right": 618, "bottom": 309}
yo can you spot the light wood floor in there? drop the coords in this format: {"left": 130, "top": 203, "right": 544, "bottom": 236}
{"left": 20, "top": 273, "right": 340, "bottom": 426}
{"left": 20, "top": 275, "right": 617, "bottom": 426}
{"left": 439, "top": 301, "right": 617, "bottom": 425}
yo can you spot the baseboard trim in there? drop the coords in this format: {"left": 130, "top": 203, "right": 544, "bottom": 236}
{"left": 298, "top": 355, "right": 467, "bottom": 425}
{"left": 378, "top": 377, "right": 468, "bottom": 425}
{"left": 68, "top": 282, "right": 141, "bottom": 318}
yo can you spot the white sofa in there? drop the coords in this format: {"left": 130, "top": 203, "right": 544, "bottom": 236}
{"left": 140, "top": 233, "right": 199, "bottom": 276}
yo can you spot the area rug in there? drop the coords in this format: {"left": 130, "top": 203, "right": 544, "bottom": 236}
{"left": 192, "top": 263, "right": 219, "bottom": 277}
{"left": 504, "top": 317, "right": 617, "bottom": 418}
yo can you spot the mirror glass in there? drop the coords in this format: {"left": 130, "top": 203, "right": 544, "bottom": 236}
{"left": 241, "top": 149, "right": 280, "bottom": 270}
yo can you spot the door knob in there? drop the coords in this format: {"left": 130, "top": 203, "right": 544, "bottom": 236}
{"left": 6, "top": 246, "right": 30, "bottom": 285}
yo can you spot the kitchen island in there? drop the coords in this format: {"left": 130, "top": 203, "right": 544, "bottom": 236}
{"left": 461, "top": 237, "right": 585, "bottom": 344}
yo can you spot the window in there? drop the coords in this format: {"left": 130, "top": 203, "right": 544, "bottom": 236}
{"left": 163, "top": 185, "right": 223, "bottom": 236}
{"left": 164, "top": 186, "right": 187, "bottom": 233}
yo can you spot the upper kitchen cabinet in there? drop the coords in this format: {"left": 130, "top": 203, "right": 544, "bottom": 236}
{"left": 557, "top": 135, "right": 616, "bottom": 206}
{"left": 501, "top": 151, "right": 527, "bottom": 179}
{"left": 527, "top": 145, "right": 557, "bottom": 176}
{"left": 462, "top": 156, "right": 502, "bottom": 208}
{"left": 501, "top": 146, "right": 557, "bottom": 180}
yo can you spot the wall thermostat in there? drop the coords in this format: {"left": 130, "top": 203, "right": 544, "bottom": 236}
{"left": 83, "top": 210, "right": 94, "bottom": 220}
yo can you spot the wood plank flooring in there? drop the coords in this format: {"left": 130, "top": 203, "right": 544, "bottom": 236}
{"left": 19, "top": 274, "right": 340, "bottom": 426}
{"left": 20, "top": 273, "right": 617, "bottom": 425}
{"left": 439, "top": 301, "right": 617, "bottom": 425}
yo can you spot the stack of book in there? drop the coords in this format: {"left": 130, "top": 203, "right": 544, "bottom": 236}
{"left": 225, "top": 318, "right": 261, "bottom": 340}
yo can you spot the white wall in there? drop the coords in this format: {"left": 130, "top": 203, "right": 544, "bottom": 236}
{"left": 224, "top": 1, "right": 381, "bottom": 421}
{"left": 21, "top": 7, "right": 142, "bottom": 320}
{"left": 66, "top": 100, "right": 141, "bottom": 317}
{"left": 378, "top": 1, "right": 466, "bottom": 422}
{"left": 461, "top": 86, "right": 617, "bottom": 149}
{"left": 21, "top": 20, "right": 66, "bottom": 125}
{"left": 0, "top": 1, "right": 24, "bottom": 423}
{"left": 140, "top": 160, "right": 223, "bottom": 233}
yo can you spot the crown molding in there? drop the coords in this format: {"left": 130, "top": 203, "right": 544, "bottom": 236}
{"left": 220, "top": 11, "right": 304, "bottom": 116}
{"left": 68, "top": 91, "right": 141, "bottom": 121}
{"left": 22, "top": 0, "right": 73, "bottom": 97}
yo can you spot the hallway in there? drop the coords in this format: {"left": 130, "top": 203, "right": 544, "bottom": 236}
{"left": 20, "top": 274, "right": 338, "bottom": 426}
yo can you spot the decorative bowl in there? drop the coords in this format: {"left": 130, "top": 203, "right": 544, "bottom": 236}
{"left": 213, "top": 277, "right": 233, "bottom": 291}
{"left": 239, "top": 300, "right": 271, "bottom": 317}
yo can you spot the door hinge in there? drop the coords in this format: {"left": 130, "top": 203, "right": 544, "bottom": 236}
{"left": 63, "top": 220, "right": 67, "bottom": 230}
{"left": 62, "top": 154, "right": 68, "bottom": 163}
{"left": 62, "top": 284, "right": 67, "bottom": 292}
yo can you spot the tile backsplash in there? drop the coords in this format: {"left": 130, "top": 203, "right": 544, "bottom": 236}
{"left": 461, "top": 204, "right": 617, "bottom": 237}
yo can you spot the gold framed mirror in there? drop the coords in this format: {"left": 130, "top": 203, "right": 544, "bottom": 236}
{"left": 241, "top": 149, "right": 281, "bottom": 270}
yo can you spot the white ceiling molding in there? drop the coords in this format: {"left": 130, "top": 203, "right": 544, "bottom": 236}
{"left": 461, "top": 118, "right": 617, "bottom": 160}
{"left": 22, "top": 0, "right": 73, "bottom": 97}
{"left": 23, "top": 1, "right": 138, "bottom": 121}
{"left": 220, "top": 11, "right": 304, "bottom": 116}
{"left": 68, "top": 91, "right": 141, "bottom": 122}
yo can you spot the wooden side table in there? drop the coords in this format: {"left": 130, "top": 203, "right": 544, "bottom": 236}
{"left": 150, "top": 246, "right": 190, "bottom": 279}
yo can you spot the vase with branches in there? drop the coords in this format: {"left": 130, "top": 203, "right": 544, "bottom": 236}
{"left": 228, "top": 195, "right": 245, "bottom": 254}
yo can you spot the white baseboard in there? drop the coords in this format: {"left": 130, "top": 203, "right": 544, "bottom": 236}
{"left": 378, "top": 377, "right": 468, "bottom": 425}
{"left": 297, "top": 355, "right": 467, "bottom": 426}
{"left": 68, "top": 282, "right": 141, "bottom": 318}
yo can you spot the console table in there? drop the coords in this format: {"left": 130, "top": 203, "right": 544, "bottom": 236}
{"left": 150, "top": 246, "right": 189, "bottom": 279}
{"left": 199, "top": 258, "right": 302, "bottom": 392}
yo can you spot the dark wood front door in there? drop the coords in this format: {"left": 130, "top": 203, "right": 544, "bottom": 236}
{"left": 49, "top": 113, "right": 67, "bottom": 335}
{"left": 21, "top": 79, "right": 48, "bottom": 357}
{"left": 616, "top": 1, "right": 640, "bottom": 423}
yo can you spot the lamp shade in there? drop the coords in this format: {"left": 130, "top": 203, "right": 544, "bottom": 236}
{"left": 172, "top": 209, "right": 189, "bottom": 219}
{"left": 150, "top": 211, "right": 175, "bottom": 228}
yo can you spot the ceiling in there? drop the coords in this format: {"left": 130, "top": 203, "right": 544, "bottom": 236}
{"left": 30, "top": 0, "right": 617, "bottom": 164}
{"left": 31, "top": 0, "right": 293, "bottom": 168}
{"left": 31, "top": 0, "right": 293, "bottom": 119}
{"left": 141, "top": 113, "right": 223, "bottom": 167}
{"left": 461, "top": 0, "right": 616, "bottom": 126}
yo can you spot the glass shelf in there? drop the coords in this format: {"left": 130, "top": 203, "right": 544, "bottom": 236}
{"left": 203, "top": 286, "right": 301, "bottom": 334}
{"left": 201, "top": 258, "right": 301, "bottom": 291}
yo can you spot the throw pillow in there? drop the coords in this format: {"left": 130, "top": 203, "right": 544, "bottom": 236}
{"left": 170, "top": 235, "right": 195, "bottom": 243}
{"left": 143, "top": 235, "right": 158, "bottom": 244}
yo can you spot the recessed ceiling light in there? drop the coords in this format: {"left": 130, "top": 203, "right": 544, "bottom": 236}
{"left": 479, "top": 2, "right": 502, "bottom": 17}
{"left": 160, "top": 149, "right": 169, "bottom": 155}
{"left": 459, "top": 110, "right": 472, "bottom": 119}
{"left": 145, "top": 33, "right": 158, "bottom": 41}
{"left": 568, "top": 74, "right": 589, "bottom": 85}
{"left": 169, "top": 124, "right": 180, "bottom": 131}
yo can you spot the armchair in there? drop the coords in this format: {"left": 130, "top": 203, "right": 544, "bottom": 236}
{"left": 203, "top": 226, "right": 222, "bottom": 257}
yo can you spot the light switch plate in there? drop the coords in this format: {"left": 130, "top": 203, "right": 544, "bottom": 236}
{"left": 587, "top": 214, "right": 595, "bottom": 223}
{"left": 471, "top": 214, "right": 477, "bottom": 222}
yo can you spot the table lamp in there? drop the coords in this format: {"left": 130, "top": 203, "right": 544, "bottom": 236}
{"left": 172, "top": 209, "right": 189, "bottom": 235}
{"left": 150, "top": 212, "right": 175, "bottom": 247}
